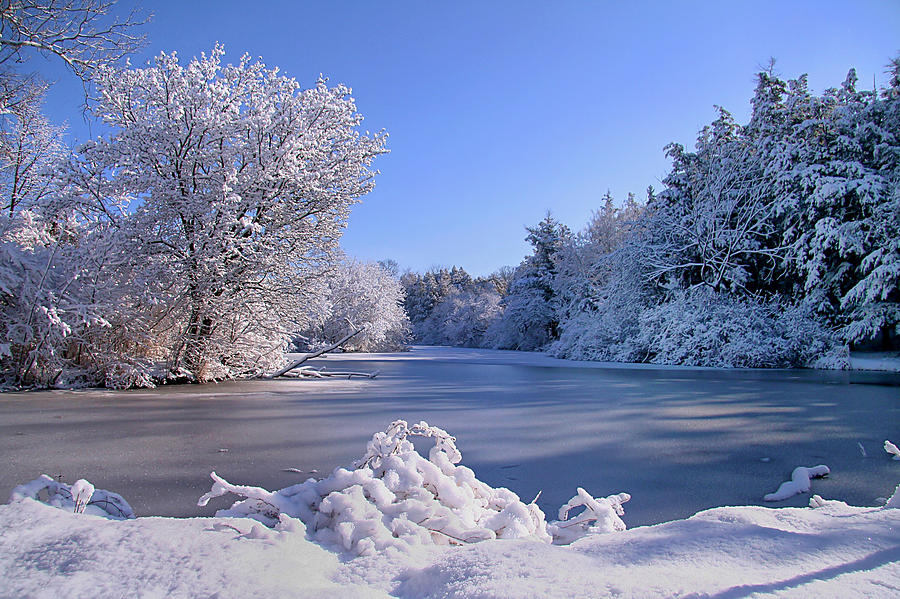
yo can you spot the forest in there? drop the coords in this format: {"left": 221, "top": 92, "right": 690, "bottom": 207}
{"left": 403, "top": 62, "right": 900, "bottom": 369}
{"left": 1, "top": 1, "right": 898, "bottom": 389}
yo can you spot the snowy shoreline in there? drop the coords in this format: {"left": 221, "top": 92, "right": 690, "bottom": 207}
{"left": 2, "top": 489, "right": 899, "bottom": 597}
{"left": 323, "top": 345, "right": 900, "bottom": 373}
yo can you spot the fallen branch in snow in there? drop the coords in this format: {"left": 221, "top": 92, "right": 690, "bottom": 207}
{"left": 547, "top": 487, "right": 631, "bottom": 545}
{"left": 763, "top": 465, "right": 830, "bottom": 501}
{"left": 279, "top": 366, "right": 380, "bottom": 379}
{"left": 265, "top": 327, "right": 364, "bottom": 378}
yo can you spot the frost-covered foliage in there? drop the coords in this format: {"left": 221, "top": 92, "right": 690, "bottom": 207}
{"left": 0, "top": 211, "right": 136, "bottom": 388}
{"left": 298, "top": 259, "right": 410, "bottom": 352}
{"left": 58, "top": 46, "right": 386, "bottom": 382}
{"left": 396, "top": 58, "right": 897, "bottom": 364}
{"left": 199, "top": 420, "right": 629, "bottom": 555}
{"left": 548, "top": 195, "right": 651, "bottom": 362}
{"left": 418, "top": 288, "right": 502, "bottom": 348}
{"left": 1, "top": 86, "right": 65, "bottom": 217}
{"left": 10, "top": 474, "right": 135, "bottom": 519}
{"left": 753, "top": 66, "right": 900, "bottom": 346}
{"left": 531, "top": 60, "right": 900, "bottom": 366}
{"left": 644, "top": 116, "right": 786, "bottom": 295}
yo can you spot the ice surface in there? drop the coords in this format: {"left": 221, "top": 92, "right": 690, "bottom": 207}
{"left": 2, "top": 346, "right": 899, "bottom": 527}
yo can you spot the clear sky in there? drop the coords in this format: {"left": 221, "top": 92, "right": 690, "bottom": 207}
{"left": 35, "top": 0, "right": 900, "bottom": 277}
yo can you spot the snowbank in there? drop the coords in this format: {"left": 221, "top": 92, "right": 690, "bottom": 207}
{"left": 2, "top": 421, "right": 899, "bottom": 597}
{"left": 2, "top": 495, "right": 898, "bottom": 598}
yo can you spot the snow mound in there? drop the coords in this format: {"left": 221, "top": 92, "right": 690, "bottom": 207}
{"left": 763, "top": 465, "right": 830, "bottom": 501}
{"left": 10, "top": 474, "right": 135, "bottom": 520}
{"left": 198, "top": 419, "right": 629, "bottom": 555}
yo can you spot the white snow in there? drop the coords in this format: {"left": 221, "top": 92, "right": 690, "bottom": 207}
{"left": 885, "top": 440, "right": 900, "bottom": 460}
{"left": 2, "top": 494, "right": 898, "bottom": 598}
{"left": 763, "top": 465, "right": 831, "bottom": 501}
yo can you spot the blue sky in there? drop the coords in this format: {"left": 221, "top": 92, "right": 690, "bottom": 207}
{"left": 36, "top": 1, "right": 900, "bottom": 276}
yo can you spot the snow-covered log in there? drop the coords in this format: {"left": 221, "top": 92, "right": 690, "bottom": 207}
{"left": 265, "top": 327, "right": 363, "bottom": 379}
{"left": 763, "top": 465, "right": 830, "bottom": 501}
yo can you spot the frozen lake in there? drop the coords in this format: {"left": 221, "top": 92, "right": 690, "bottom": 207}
{"left": 2, "top": 346, "right": 899, "bottom": 527}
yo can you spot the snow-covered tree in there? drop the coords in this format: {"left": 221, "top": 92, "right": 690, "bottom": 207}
{"left": 641, "top": 110, "right": 785, "bottom": 295}
{"left": 0, "top": 85, "right": 65, "bottom": 216}
{"left": 548, "top": 193, "right": 651, "bottom": 362}
{"left": 299, "top": 259, "right": 410, "bottom": 353}
{"left": 489, "top": 214, "right": 570, "bottom": 351}
{"left": 62, "top": 46, "right": 387, "bottom": 381}
{"left": 0, "top": 0, "right": 146, "bottom": 112}
{"left": 0, "top": 0, "right": 147, "bottom": 388}
{"left": 418, "top": 287, "right": 502, "bottom": 348}
{"left": 400, "top": 265, "right": 504, "bottom": 343}
{"left": 758, "top": 63, "right": 900, "bottom": 346}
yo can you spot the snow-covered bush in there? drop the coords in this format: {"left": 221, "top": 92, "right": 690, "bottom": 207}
{"left": 10, "top": 474, "right": 135, "bottom": 520}
{"left": 199, "top": 420, "right": 629, "bottom": 555}
{"left": 547, "top": 487, "right": 631, "bottom": 545}
{"left": 637, "top": 288, "right": 848, "bottom": 368}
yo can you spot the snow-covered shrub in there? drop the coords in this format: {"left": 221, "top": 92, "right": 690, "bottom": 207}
{"left": 199, "top": 420, "right": 629, "bottom": 556}
{"left": 637, "top": 288, "right": 848, "bottom": 368}
{"left": 10, "top": 474, "right": 135, "bottom": 520}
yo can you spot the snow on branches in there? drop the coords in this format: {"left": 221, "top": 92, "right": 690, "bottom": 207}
{"left": 198, "top": 420, "right": 629, "bottom": 555}
{"left": 60, "top": 46, "right": 388, "bottom": 382}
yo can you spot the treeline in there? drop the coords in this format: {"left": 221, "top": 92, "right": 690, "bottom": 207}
{"left": 405, "top": 60, "right": 900, "bottom": 368}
